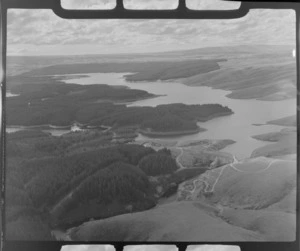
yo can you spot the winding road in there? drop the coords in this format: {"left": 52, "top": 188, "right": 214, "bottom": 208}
{"left": 175, "top": 147, "right": 185, "bottom": 171}
{"left": 181, "top": 153, "right": 281, "bottom": 199}
{"left": 229, "top": 156, "right": 278, "bottom": 174}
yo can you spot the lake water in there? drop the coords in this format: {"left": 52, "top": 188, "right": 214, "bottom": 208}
{"left": 7, "top": 73, "right": 296, "bottom": 158}
{"left": 61, "top": 73, "right": 296, "bottom": 159}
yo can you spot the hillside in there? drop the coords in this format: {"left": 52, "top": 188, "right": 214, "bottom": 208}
{"left": 6, "top": 129, "right": 213, "bottom": 240}
{"left": 178, "top": 157, "right": 296, "bottom": 206}
{"left": 70, "top": 198, "right": 295, "bottom": 242}
{"left": 175, "top": 44, "right": 296, "bottom": 101}
{"left": 205, "top": 159, "right": 295, "bottom": 209}
{"left": 69, "top": 201, "right": 263, "bottom": 242}
{"left": 181, "top": 62, "right": 296, "bottom": 101}
{"left": 5, "top": 133, "right": 160, "bottom": 239}
{"left": 7, "top": 82, "right": 232, "bottom": 135}
{"left": 8, "top": 45, "right": 295, "bottom": 102}
{"left": 18, "top": 59, "right": 223, "bottom": 82}
{"left": 66, "top": 141, "right": 296, "bottom": 242}
{"left": 251, "top": 128, "right": 296, "bottom": 158}
{"left": 220, "top": 207, "right": 295, "bottom": 241}
{"left": 7, "top": 45, "right": 293, "bottom": 76}
{"left": 51, "top": 162, "right": 157, "bottom": 227}
{"left": 267, "top": 115, "right": 297, "bottom": 127}
{"left": 5, "top": 44, "right": 296, "bottom": 241}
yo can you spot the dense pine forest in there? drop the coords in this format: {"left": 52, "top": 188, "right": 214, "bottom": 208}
{"left": 5, "top": 128, "right": 209, "bottom": 240}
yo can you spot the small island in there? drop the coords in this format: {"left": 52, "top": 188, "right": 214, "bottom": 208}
{"left": 251, "top": 127, "right": 296, "bottom": 158}
{"left": 267, "top": 115, "right": 296, "bottom": 127}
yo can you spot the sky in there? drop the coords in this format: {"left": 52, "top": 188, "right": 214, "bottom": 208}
{"left": 61, "top": 0, "right": 240, "bottom": 10}
{"left": 124, "top": 245, "right": 177, "bottom": 251}
{"left": 61, "top": 245, "right": 115, "bottom": 251}
{"left": 7, "top": 0, "right": 295, "bottom": 56}
{"left": 186, "top": 245, "right": 240, "bottom": 251}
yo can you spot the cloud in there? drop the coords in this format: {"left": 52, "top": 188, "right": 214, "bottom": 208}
{"left": 124, "top": 245, "right": 178, "bottom": 251}
{"left": 62, "top": 0, "right": 116, "bottom": 9}
{"left": 187, "top": 245, "right": 240, "bottom": 251}
{"left": 61, "top": 0, "right": 179, "bottom": 10}
{"left": 7, "top": 4, "right": 295, "bottom": 55}
{"left": 61, "top": 245, "right": 115, "bottom": 251}
{"left": 124, "top": 0, "right": 178, "bottom": 9}
{"left": 186, "top": 0, "right": 241, "bottom": 10}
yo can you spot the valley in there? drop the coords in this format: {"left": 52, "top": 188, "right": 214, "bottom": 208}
{"left": 5, "top": 45, "right": 297, "bottom": 242}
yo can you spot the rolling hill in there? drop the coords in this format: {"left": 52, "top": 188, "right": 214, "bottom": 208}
{"left": 251, "top": 127, "right": 296, "bottom": 158}
{"left": 68, "top": 155, "right": 296, "bottom": 241}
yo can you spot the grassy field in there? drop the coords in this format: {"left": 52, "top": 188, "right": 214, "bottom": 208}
{"left": 70, "top": 157, "right": 296, "bottom": 241}
{"left": 267, "top": 115, "right": 297, "bottom": 127}
{"left": 251, "top": 128, "right": 296, "bottom": 158}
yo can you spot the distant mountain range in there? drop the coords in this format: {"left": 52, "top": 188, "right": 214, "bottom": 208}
{"left": 7, "top": 44, "right": 294, "bottom": 76}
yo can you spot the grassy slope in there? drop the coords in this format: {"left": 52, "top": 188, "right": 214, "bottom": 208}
{"left": 221, "top": 207, "right": 296, "bottom": 241}
{"left": 175, "top": 157, "right": 296, "bottom": 241}
{"left": 180, "top": 45, "right": 295, "bottom": 101}
{"left": 176, "top": 140, "right": 235, "bottom": 168}
{"left": 20, "top": 59, "right": 221, "bottom": 81}
{"left": 251, "top": 128, "right": 296, "bottom": 158}
{"left": 70, "top": 156, "right": 296, "bottom": 242}
{"left": 266, "top": 187, "right": 296, "bottom": 213}
{"left": 8, "top": 45, "right": 295, "bottom": 101}
{"left": 70, "top": 201, "right": 262, "bottom": 241}
{"left": 208, "top": 159, "right": 296, "bottom": 209}
{"left": 267, "top": 115, "right": 297, "bottom": 127}
{"left": 207, "top": 158, "right": 296, "bottom": 242}
{"left": 181, "top": 62, "right": 296, "bottom": 101}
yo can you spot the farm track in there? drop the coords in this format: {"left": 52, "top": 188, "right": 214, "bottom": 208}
{"left": 182, "top": 155, "right": 282, "bottom": 199}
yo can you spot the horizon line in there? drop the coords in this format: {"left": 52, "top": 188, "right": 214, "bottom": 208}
{"left": 7, "top": 43, "right": 295, "bottom": 58}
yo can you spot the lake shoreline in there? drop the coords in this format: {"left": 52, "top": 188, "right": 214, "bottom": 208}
{"left": 138, "top": 127, "right": 206, "bottom": 138}
{"left": 138, "top": 111, "right": 234, "bottom": 138}
{"left": 196, "top": 111, "right": 234, "bottom": 122}
{"left": 7, "top": 72, "right": 296, "bottom": 158}
{"left": 97, "top": 94, "right": 165, "bottom": 105}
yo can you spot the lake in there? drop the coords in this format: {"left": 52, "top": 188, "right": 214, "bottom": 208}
{"left": 62, "top": 73, "right": 296, "bottom": 159}
{"left": 7, "top": 72, "right": 296, "bottom": 159}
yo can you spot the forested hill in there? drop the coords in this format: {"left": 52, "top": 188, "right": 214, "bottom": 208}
{"left": 17, "top": 59, "right": 224, "bottom": 82}
{"left": 7, "top": 45, "right": 293, "bottom": 77}
{"left": 5, "top": 131, "right": 188, "bottom": 239}
{"left": 7, "top": 82, "right": 232, "bottom": 133}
